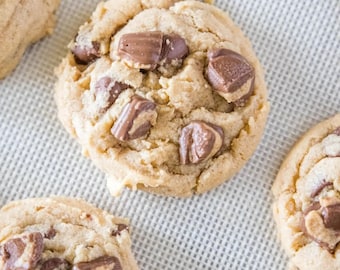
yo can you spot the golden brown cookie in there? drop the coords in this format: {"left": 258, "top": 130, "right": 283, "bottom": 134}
{"left": 273, "top": 113, "right": 340, "bottom": 270}
{"left": 55, "top": 0, "right": 269, "bottom": 197}
{"left": 0, "top": 0, "right": 61, "bottom": 79}
{"left": 0, "top": 197, "right": 138, "bottom": 269}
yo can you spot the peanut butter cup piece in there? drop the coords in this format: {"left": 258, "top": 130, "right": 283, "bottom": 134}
{"left": 118, "top": 31, "right": 164, "bottom": 69}
{"left": 179, "top": 121, "right": 224, "bottom": 165}
{"left": 111, "top": 224, "right": 129, "bottom": 237}
{"left": 118, "top": 31, "right": 188, "bottom": 70}
{"left": 1, "top": 232, "right": 44, "bottom": 270}
{"left": 40, "top": 258, "right": 71, "bottom": 270}
{"left": 95, "top": 77, "right": 129, "bottom": 108}
{"left": 73, "top": 256, "right": 122, "bottom": 270}
{"left": 72, "top": 39, "right": 100, "bottom": 65}
{"left": 111, "top": 96, "right": 157, "bottom": 141}
{"left": 162, "top": 33, "right": 189, "bottom": 63}
{"left": 206, "top": 48, "right": 254, "bottom": 105}
{"left": 322, "top": 204, "right": 340, "bottom": 231}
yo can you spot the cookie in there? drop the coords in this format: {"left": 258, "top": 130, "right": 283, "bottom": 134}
{"left": 0, "top": 197, "right": 138, "bottom": 269}
{"left": 55, "top": 0, "right": 269, "bottom": 197}
{"left": 273, "top": 114, "right": 340, "bottom": 270}
{"left": 0, "top": 0, "right": 61, "bottom": 79}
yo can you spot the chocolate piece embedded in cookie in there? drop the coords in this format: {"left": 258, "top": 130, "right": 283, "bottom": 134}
{"left": 179, "top": 121, "right": 224, "bottom": 165}
{"left": 322, "top": 204, "right": 340, "bottom": 231}
{"left": 39, "top": 258, "right": 71, "bottom": 270}
{"left": 1, "top": 232, "right": 44, "bottom": 269}
{"left": 162, "top": 33, "right": 189, "bottom": 64}
{"left": 301, "top": 201, "right": 340, "bottom": 253}
{"left": 118, "top": 31, "right": 164, "bottom": 69}
{"left": 118, "top": 31, "right": 188, "bottom": 70}
{"left": 206, "top": 48, "right": 254, "bottom": 105}
{"left": 71, "top": 24, "right": 102, "bottom": 65}
{"left": 95, "top": 77, "right": 130, "bottom": 110}
{"left": 72, "top": 41, "right": 101, "bottom": 65}
{"left": 111, "top": 95, "right": 157, "bottom": 141}
{"left": 43, "top": 227, "right": 57, "bottom": 240}
{"left": 73, "top": 256, "right": 122, "bottom": 270}
{"left": 310, "top": 181, "right": 333, "bottom": 198}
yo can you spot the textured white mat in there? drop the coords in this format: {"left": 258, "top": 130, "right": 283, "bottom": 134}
{"left": 0, "top": 0, "right": 339, "bottom": 269}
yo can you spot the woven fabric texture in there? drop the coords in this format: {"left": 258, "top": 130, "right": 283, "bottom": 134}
{"left": 0, "top": 0, "right": 339, "bottom": 269}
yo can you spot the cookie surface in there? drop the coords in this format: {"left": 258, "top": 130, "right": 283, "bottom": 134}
{"left": 0, "top": 197, "right": 138, "bottom": 269}
{"left": 0, "top": 0, "right": 60, "bottom": 79}
{"left": 55, "top": 0, "right": 269, "bottom": 197}
{"left": 273, "top": 114, "right": 340, "bottom": 270}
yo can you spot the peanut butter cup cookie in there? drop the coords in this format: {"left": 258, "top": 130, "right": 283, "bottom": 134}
{"left": 0, "top": 197, "right": 138, "bottom": 269}
{"left": 0, "top": 0, "right": 61, "bottom": 79}
{"left": 55, "top": 0, "right": 269, "bottom": 196}
{"left": 273, "top": 113, "right": 340, "bottom": 270}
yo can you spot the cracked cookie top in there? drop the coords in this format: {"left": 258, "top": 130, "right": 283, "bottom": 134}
{"left": 0, "top": 197, "right": 138, "bottom": 270}
{"left": 55, "top": 0, "right": 269, "bottom": 197}
{"left": 273, "top": 113, "right": 340, "bottom": 270}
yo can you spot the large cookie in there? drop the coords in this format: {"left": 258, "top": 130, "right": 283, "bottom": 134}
{"left": 273, "top": 113, "right": 340, "bottom": 270}
{"left": 0, "top": 197, "right": 138, "bottom": 269}
{"left": 0, "top": 0, "right": 61, "bottom": 79}
{"left": 55, "top": 0, "right": 269, "bottom": 197}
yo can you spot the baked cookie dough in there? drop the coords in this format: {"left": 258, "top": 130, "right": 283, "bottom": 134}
{"left": 273, "top": 114, "right": 340, "bottom": 270}
{"left": 0, "top": 0, "right": 61, "bottom": 79}
{"left": 0, "top": 197, "right": 138, "bottom": 269}
{"left": 55, "top": 0, "right": 269, "bottom": 197}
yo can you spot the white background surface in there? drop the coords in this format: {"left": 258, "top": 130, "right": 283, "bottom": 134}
{"left": 0, "top": 0, "right": 339, "bottom": 269}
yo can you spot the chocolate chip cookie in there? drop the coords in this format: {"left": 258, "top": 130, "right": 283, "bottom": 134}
{"left": 273, "top": 113, "right": 340, "bottom": 270}
{"left": 0, "top": 0, "right": 61, "bottom": 79}
{"left": 55, "top": 0, "right": 269, "bottom": 197}
{"left": 0, "top": 197, "right": 138, "bottom": 269}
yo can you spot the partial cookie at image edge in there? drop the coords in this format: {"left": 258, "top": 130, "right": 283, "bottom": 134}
{"left": 0, "top": 0, "right": 61, "bottom": 79}
{"left": 0, "top": 196, "right": 139, "bottom": 269}
{"left": 273, "top": 113, "right": 340, "bottom": 270}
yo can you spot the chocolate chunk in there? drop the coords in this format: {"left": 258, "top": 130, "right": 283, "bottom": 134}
{"left": 310, "top": 181, "right": 333, "bottom": 198}
{"left": 161, "top": 34, "right": 189, "bottom": 63}
{"left": 73, "top": 256, "right": 122, "bottom": 270}
{"left": 301, "top": 202, "right": 340, "bottom": 253}
{"left": 300, "top": 202, "right": 334, "bottom": 252}
{"left": 118, "top": 31, "right": 188, "bottom": 70}
{"left": 322, "top": 204, "right": 340, "bottom": 231}
{"left": 301, "top": 202, "right": 321, "bottom": 234}
{"left": 1, "top": 232, "right": 44, "bottom": 270}
{"left": 206, "top": 48, "right": 254, "bottom": 105}
{"left": 72, "top": 41, "right": 100, "bottom": 65}
{"left": 333, "top": 127, "right": 340, "bottom": 136}
{"left": 40, "top": 258, "right": 71, "bottom": 270}
{"left": 26, "top": 233, "right": 44, "bottom": 267}
{"left": 95, "top": 77, "right": 129, "bottom": 107}
{"left": 118, "top": 31, "right": 164, "bottom": 69}
{"left": 179, "top": 121, "right": 224, "bottom": 165}
{"left": 111, "top": 96, "right": 157, "bottom": 141}
{"left": 44, "top": 227, "right": 57, "bottom": 239}
{"left": 111, "top": 224, "right": 129, "bottom": 237}
{"left": 2, "top": 238, "right": 26, "bottom": 266}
